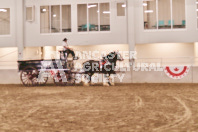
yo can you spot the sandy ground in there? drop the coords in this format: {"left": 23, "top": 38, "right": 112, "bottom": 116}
{"left": 0, "top": 84, "right": 198, "bottom": 132}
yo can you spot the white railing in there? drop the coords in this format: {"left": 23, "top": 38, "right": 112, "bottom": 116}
{"left": 134, "top": 57, "right": 196, "bottom": 67}
{"left": 0, "top": 61, "right": 17, "bottom": 69}
{"left": 0, "top": 57, "right": 198, "bottom": 70}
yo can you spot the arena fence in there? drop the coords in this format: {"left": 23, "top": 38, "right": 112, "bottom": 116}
{"left": 0, "top": 61, "right": 18, "bottom": 69}
{"left": 0, "top": 57, "right": 198, "bottom": 84}
{"left": 132, "top": 57, "right": 198, "bottom": 83}
{"left": 134, "top": 57, "right": 194, "bottom": 66}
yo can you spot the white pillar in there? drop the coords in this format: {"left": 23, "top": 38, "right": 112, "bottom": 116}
{"left": 16, "top": 0, "right": 24, "bottom": 60}
{"left": 127, "top": 0, "right": 135, "bottom": 52}
{"left": 127, "top": 0, "right": 136, "bottom": 83}
{"left": 194, "top": 42, "right": 198, "bottom": 57}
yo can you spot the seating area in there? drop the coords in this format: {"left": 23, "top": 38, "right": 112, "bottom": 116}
{"left": 150, "top": 20, "right": 186, "bottom": 29}
{"left": 78, "top": 24, "right": 110, "bottom": 31}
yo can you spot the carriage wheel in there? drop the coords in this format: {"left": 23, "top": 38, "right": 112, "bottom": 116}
{"left": 20, "top": 66, "right": 48, "bottom": 87}
{"left": 20, "top": 66, "right": 38, "bottom": 87}
{"left": 53, "top": 71, "right": 75, "bottom": 86}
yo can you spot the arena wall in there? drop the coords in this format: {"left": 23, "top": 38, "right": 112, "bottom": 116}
{"left": 1, "top": 67, "right": 198, "bottom": 84}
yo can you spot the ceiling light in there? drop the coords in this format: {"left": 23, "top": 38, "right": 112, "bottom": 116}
{"left": 103, "top": 11, "right": 110, "bottom": 14}
{"left": 88, "top": 5, "right": 97, "bottom": 8}
{"left": 42, "top": 9, "right": 47, "bottom": 12}
{"left": 0, "top": 9, "right": 7, "bottom": 12}
{"left": 122, "top": 4, "right": 126, "bottom": 8}
{"left": 144, "top": 10, "right": 153, "bottom": 13}
{"left": 143, "top": 3, "right": 148, "bottom": 6}
{"left": 143, "top": 0, "right": 154, "bottom": 1}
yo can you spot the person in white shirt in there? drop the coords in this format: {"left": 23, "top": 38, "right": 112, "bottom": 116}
{"left": 62, "top": 38, "right": 78, "bottom": 60}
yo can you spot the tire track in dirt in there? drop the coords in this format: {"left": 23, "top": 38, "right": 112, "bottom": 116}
{"left": 2, "top": 107, "right": 42, "bottom": 131}
{"left": 180, "top": 95, "right": 198, "bottom": 102}
{"left": 107, "top": 95, "right": 144, "bottom": 127}
{"left": 153, "top": 96, "right": 192, "bottom": 131}
{"left": 0, "top": 91, "right": 9, "bottom": 116}
{"left": 19, "top": 107, "right": 40, "bottom": 121}
{"left": 0, "top": 90, "right": 9, "bottom": 100}
{"left": 12, "top": 107, "right": 41, "bottom": 127}
{"left": 67, "top": 96, "right": 102, "bottom": 113}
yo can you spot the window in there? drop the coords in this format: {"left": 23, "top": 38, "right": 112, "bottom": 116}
{"left": 0, "top": 8, "right": 10, "bottom": 35}
{"left": 88, "top": 3, "right": 99, "bottom": 31}
{"left": 143, "top": 0, "right": 157, "bottom": 29}
{"left": 40, "top": 5, "right": 71, "bottom": 33}
{"left": 77, "top": 3, "right": 110, "bottom": 32}
{"left": 143, "top": 0, "right": 186, "bottom": 30}
{"left": 100, "top": 3, "right": 110, "bottom": 31}
{"left": 51, "top": 5, "right": 60, "bottom": 33}
{"left": 26, "top": 6, "right": 34, "bottom": 21}
{"left": 158, "top": 0, "right": 171, "bottom": 29}
{"left": 77, "top": 4, "right": 87, "bottom": 32}
{"left": 62, "top": 5, "right": 71, "bottom": 32}
{"left": 40, "top": 6, "right": 50, "bottom": 33}
{"left": 172, "top": 0, "right": 185, "bottom": 29}
{"left": 117, "top": 3, "right": 126, "bottom": 16}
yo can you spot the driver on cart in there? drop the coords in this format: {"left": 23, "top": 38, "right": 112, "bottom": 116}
{"left": 62, "top": 38, "right": 79, "bottom": 60}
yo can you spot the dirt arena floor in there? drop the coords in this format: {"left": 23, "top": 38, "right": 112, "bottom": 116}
{"left": 0, "top": 84, "right": 198, "bottom": 132}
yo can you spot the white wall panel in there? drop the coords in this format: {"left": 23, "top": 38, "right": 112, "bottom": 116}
{"left": 1, "top": 0, "right": 198, "bottom": 47}
{"left": 136, "top": 43, "right": 194, "bottom": 58}
{"left": 24, "top": 0, "right": 127, "bottom": 47}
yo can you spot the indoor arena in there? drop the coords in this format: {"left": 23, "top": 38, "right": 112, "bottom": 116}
{"left": 0, "top": 0, "right": 198, "bottom": 131}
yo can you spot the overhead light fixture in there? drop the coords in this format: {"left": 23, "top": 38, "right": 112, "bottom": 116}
{"left": 0, "top": 9, "right": 7, "bottom": 12}
{"left": 103, "top": 11, "right": 110, "bottom": 14}
{"left": 143, "top": 3, "right": 148, "bottom": 6}
{"left": 88, "top": 5, "right": 97, "bottom": 8}
{"left": 122, "top": 4, "right": 126, "bottom": 8}
{"left": 53, "top": 14, "right": 56, "bottom": 17}
{"left": 144, "top": 10, "right": 153, "bottom": 13}
{"left": 196, "top": 9, "right": 198, "bottom": 12}
{"left": 196, "top": 2, "right": 198, "bottom": 4}
{"left": 143, "top": 0, "right": 154, "bottom": 1}
{"left": 42, "top": 9, "right": 47, "bottom": 12}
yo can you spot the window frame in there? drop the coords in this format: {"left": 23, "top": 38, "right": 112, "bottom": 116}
{"left": 143, "top": 0, "right": 186, "bottom": 31}
{"left": 26, "top": 6, "right": 35, "bottom": 22}
{"left": 61, "top": 5, "right": 72, "bottom": 33}
{"left": 77, "top": 2, "right": 111, "bottom": 33}
{"left": 40, "top": 4, "right": 72, "bottom": 34}
{"left": 99, "top": 2, "right": 111, "bottom": 32}
{"left": 50, "top": 5, "right": 61, "bottom": 33}
{"left": 0, "top": 7, "right": 11, "bottom": 35}
{"left": 116, "top": 2, "right": 127, "bottom": 17}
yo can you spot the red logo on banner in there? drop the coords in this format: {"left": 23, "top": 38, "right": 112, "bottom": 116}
{"left": 164, "top": 66, "right": 190, "bottom": 79}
